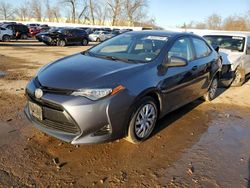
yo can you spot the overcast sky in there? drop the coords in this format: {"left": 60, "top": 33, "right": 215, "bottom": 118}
{"left": 6, "top": 0, "right": 250, "bottom": 28}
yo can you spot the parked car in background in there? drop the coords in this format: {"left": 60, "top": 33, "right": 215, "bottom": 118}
{"left": 29, "top": 27, "right": 41, "bottom": 38}
{"left": 0, "top": 27, "right": 13, "bottom": 41}
{"left": 27, "top": 23, "right": 40, "bottom": 28}
{"left": 39, "top": 24, "right": 50, "bottom": 32}
{"left": 38, "top": 28, "right": 89, "bottom": 46}
{"left": 99, "top": 30, "right": 121, "bottom": 41}
{"left": 89, "top": 30, "right": 110, "bottom": 42}
{"left": 24, "top": 31, "right": 221, "bottom": 144}
{"left": 204, "top": 32, "right": 250, "bottom": 86}
{"left": 1, "top": 23, "right": 29, "bottom": 39}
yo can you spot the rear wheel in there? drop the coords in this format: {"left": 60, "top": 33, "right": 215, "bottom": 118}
{"left": 96, "top": 38, "right": 101, "bottom": 42}
{"left": 125, "top": 97, "right": 158, "bottom": 144}
{"left": 20, "top": 34, "right": 28, "bottom": 39}
{"left": 82, "top": 38, "right": 88, "bottom": 46}
{"left": 231, "top": 68, "right": 245, "bottom": 87}
{"left": 57, "top": 39, "right": 66, "bottom": 47}
{"left": 203, "top": 77, "right": 218, "bottom": 101}
{"left": 2, "top": 35, "right": 10, "bottom": 42}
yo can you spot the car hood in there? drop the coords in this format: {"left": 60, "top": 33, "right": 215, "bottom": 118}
{"left": 37, "top": 53, "right": 143, "bottom": 90}
{"left": 219, "top": 49, "right": 243, "bottom": 65}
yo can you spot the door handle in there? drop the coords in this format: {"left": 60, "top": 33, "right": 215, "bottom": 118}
{"left": 192, "top": 66, "right": 198, "bottom": 71}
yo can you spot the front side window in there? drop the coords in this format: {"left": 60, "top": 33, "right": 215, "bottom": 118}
{"left": 204, "top": 35, "right": 245, "bottom": 52}
{"left": 168, "top": 37, "right": 193, "bottom": 61}
{"left": 88, "top": 33, "right": 169, "bottom": 63}
{"left": 192, "top": 38, "right": 212, "bottom": 58}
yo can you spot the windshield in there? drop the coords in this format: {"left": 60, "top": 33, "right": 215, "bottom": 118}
{"left": 204, "top": 35, "right": 245, "bottom": 52}
{"left": 87, "top": 33, "right": 168, "bottom": 63}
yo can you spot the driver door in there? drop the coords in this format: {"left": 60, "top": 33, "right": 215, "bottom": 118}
{"left": 160, "top": 37, "right": 198, "bottom": 113}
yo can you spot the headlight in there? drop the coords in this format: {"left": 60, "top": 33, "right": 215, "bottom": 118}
{"left": 71, "top": 88, "right": 112, "bottom": 100}
{"left": 71, "top": 85, "right": 125, "bottom": 100}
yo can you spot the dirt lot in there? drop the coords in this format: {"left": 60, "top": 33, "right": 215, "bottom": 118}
{"left": 0, "top": 40, "right": 250, "bottom": 188}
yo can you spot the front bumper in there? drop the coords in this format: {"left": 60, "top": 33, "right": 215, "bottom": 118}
{"left": 24, "top": 79, "right": 132, "bottom": 144}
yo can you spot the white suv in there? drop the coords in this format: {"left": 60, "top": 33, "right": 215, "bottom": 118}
{"left": 0, "top": 27, "right": 13, "bottom": 41}
{"left": 204, "top": 32, "right": 250, "bottom": 86}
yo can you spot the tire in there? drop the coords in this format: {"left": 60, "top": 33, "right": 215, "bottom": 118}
{"left": 96, "top": 38, "right": 101, "bottom": 42}
{"left": 125, "top": 97, "right": 158, "bottom": 144}
{"left": 231, "top": 68, "right": 245, "bottom": 87}
{"left": 203, "top": 77, "right": 218, "bottom": 101}
{"left": 57, "top": 39, "right": 66, "bottom": 47}
{"left": 2, "top": 35, "right": 10, "bottom": 42}
{"left": 82, "top": 38, "right": 88, "bottom": 46}
{"left": 20, "top": 34, "right": 28, "bottom": 39}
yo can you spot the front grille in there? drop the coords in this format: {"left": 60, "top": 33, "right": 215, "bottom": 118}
{"left": 34, "top": 77, "right": 73, "bottom": 95}
{"left": 27, "top": 93, "right": 80, "bottom": 135}
{"left": 36, "top": 118, "right": 80, "bottom": 134}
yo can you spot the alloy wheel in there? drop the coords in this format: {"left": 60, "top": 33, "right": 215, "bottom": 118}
{"left": 134, "top": 103, "right": 157, "bottom": 139}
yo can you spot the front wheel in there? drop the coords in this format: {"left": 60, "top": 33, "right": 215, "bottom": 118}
{"left": 57, "top": 39, "right": 66, "bottom": 47}
{"left": 203, "top": 77, "right": 218, "bottom": 101}
{"left": 2, "top": 35, "right": 10, "bottom": 42}
{"left": 82, "top": 38, "right": 88, "bottom": 46}
{"left": 231, "top": 68, "right": 245, "bottom": 87}
{"left": 96, "top": 38, "right": 101, "bottom": 42}
{"left": 125, "top": 97, "right": 158, "bottom": 144}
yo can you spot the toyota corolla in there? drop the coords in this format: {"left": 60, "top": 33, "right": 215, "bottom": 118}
{"left": 24, "top": 31, "right": 221, "bottom": 144}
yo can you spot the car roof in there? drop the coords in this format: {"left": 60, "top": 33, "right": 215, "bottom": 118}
{"left": 203, "top": 31, "right": 250, "bottom": 37}
{"left": 129, "top": 30, "right": 198, "bottom": 38}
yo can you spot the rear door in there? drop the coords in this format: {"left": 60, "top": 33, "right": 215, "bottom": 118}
{"left": 190, "top": 37, "right": 214, "bottom": 97}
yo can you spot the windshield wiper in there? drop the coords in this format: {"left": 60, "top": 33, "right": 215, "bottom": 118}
{"left": 84, "top": 52, "right": 145, "bottom": 63}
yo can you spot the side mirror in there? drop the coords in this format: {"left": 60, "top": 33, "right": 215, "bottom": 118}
{"left": 212, "top": 45, "right": 220, "bottom": 52}
{"left": 246, "top": 45, "right": 250, "bottom": 55}
{"left": 165, "top": 56, "right": 188, "bottom": 67}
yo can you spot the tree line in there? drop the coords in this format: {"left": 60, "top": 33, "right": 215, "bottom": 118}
{"left": 182, "top": 13, "right": 250, "bottom": 31}
{"left": 0, "top": 0, "right": 155, "bottom": 27}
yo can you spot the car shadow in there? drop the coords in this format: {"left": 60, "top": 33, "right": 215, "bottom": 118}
{"left": 151, "top": 85, "right": 228, "bottom": 137}
{"left": 152, "top": 99, "right": 203, "bottom": 137}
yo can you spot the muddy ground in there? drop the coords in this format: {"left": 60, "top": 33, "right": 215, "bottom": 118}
{"left": 0, "top": 40, "right": 250, "bottom": 188}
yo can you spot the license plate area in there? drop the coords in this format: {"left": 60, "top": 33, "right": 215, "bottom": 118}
{"left": 29, "top": 101, "right": 43, "bottom": 121}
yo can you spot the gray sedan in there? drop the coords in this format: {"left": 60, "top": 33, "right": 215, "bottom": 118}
{"left": 25, "top": 31, "right": 221, "bottom": 144}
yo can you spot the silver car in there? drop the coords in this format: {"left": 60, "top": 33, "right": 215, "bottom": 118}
{"left": 0, "top": 27, "right": 12, "bottom": 41}
{"left": 204, "top": 32, "right": 250, "bottom": 86}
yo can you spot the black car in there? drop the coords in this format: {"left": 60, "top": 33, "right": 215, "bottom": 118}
{"left": 37, "top": 28, "right": 89, "bottom": 46}
{"left": 25, "top": 31, "right": 222, "bottom": 144}
{"left": 1, "top": 23, "right": 29, "bottom": 39}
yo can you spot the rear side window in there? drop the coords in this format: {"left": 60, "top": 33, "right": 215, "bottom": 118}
{"left": 168, "top": 37, "right": 193, "bottom": 61}
{"left": 192, "top": 38, "right": 211, "bottom": 58}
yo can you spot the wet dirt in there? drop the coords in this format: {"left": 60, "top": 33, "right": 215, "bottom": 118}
{"left": 0, "top": 41, "right": 250, "bottom": 187}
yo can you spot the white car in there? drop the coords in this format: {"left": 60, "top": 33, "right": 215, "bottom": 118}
{"left": 89, "top": 31, "right": 110, "bottom": 42}
{"left": 0, "top": 27, "right": 13, "bottom": 41}
{"left": 204, "top": 32, "right": 250, "bottom": 86}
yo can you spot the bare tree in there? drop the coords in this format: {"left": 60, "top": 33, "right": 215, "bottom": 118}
{"left": 30, "top": 0, "right": 42, "bottom": 21}
{"left": 88, "top": 0, "right": 95, "bottom": 24}
{"left": 94, "top": 1, "right": 108, "bottom": 25}
{"left": 107, "top": 0, "right": 121, "bottom": 26}
{"left": 223, "top": 16, "right": 248, "bottom": 31}
{"left": 125, "top": 0, "right": 147, "bottom": 26}
{"left": 15, "top": 1, "right": 30, "bottom": 21}
{"left": 0, "top": 1, "right": 14, "bottom": 20}
{"left": 62, "top": 0, "right": 77, "bottom": 23}
{"left": 206, "top": 14, "right": 222, "bottom": 29}
{"left": 78, "top": 0, "right": 88, "bottom": 23}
